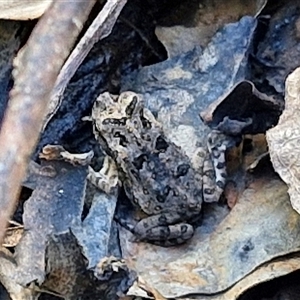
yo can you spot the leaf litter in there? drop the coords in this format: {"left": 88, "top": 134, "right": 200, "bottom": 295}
{"left": 1, "top": 1, "right": 300, "bottom": 300}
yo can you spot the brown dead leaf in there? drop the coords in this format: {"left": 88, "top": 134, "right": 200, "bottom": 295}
{"left": 2, "top": 221, "right": 24, "bottom": 248}
{"left": 243, "top": 134, "right": 268, "bottom": 170}
{"left": 201, "top": 81, "right": 282, "bottom": 135}
{"left": 124, "top": 171, "right": 300, "bottom": 298}
{"left": 137, "top": 277, "right": 167, "bottom": 300}
{"left": 267, "top": 67, "right": 300, "bottom": 214}
{"left": 155, "top": 0, "right": 267, "bottom": 57}
{"left": 183, "top": 253, "right": 300, "bottom": 300}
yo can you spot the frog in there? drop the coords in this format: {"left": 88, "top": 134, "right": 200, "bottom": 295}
{"left": 89, "top": 91, "right": 229, "bottom": 246}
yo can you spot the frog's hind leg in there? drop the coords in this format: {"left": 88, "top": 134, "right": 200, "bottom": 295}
{"left": 130, "top": 213, "right": 195, "bottom": 246}
{"left": 192, "top": 146, "right": 223, "bottom": 203}
{"left": 204, "top": 130, "right": 228, "bottom": 202}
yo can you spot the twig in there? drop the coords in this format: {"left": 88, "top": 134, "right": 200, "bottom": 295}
{"left": 0, "top": 0, "right": 96, "bottom": 243}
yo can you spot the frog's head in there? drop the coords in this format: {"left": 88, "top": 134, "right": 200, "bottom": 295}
{"left": 93, "top": 91, "right": 144, "bottom": 120}
{"left": 118, "top": 91, "right": 144, "bottom": 118}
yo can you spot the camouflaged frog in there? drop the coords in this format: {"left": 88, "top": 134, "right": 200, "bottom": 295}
{"left": 89, "top": 91, "right": 228, "bottom": 246}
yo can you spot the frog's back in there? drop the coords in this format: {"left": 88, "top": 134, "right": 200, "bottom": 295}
{"left": 120, "top": 136, "right": 203, "bottom": 217}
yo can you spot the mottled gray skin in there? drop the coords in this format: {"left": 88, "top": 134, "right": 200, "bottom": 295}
{"left": 92, "top": 91, "right": 206, "bottom": 246}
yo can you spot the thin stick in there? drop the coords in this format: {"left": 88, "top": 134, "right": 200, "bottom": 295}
{"left": 0, "top": 0, "right": 96, "bottom": 243}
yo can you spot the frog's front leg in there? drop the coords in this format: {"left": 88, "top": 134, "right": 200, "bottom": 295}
{"left": 203, "top": 130, "right": 229, "bottom": 202}
{"left": 191, "top": 146, "right": 222, "bottom": 203}
{"left": 87, "top": 156, "right": 119, "bottom": 195}
{"left": 129, "top": 212, "right": 196, "bottom": 246}
{"left": 191, "top": 131, "right": 228, "bottom": 203}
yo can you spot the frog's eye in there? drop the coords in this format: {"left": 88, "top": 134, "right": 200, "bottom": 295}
{"left": 125, "top": 96, "right": 138, "bottom": 116}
